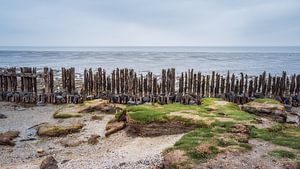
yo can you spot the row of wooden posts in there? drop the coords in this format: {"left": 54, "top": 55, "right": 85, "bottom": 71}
{"left": 0, "top": 67, "right": 299, "bottom": 104}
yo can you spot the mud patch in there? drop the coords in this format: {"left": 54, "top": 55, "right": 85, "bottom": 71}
{"left": 127, "top": 121, "right": 197, "bottom": 137}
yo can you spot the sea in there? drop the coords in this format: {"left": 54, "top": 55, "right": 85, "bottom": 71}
{"left": 0, "top": 46, "right": 299, "bottom": 75}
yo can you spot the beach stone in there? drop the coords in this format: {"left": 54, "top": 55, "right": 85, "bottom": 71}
{"left": 0, "top": 131, "right": 20, "bottom": 146}
{"left": 40, "top": 156, "right": 58, "bottom": 169}
{"left": 60, "top": 139, "right": 85, "bottom": 147}
{"left": 37, "top": 148, "right": 45, "bottom": 154}
{"left": 296, "top": 94, "right": 300, "bottom": 102}
{"left": 37, "top": 123, "right": 83, "bottom": 137}
{"left": 286, "top": 113, "right": 300, "bottom": 125}
{"left": 90, "top": 115, "right": 104, "bottom": 121}
{"left": 275, "top": 96, "right": 283, "bottom": 102}
{"left": 284, "top": 104, "right": 292, "bottom": 112}
{"left": 36, "top": 101, "right": 46, "bottom": 106}
{"left": 254, "top": 92, "right": 264, "bottom": 98}
{"left": 87, "top": 134, "right": 100, "bottom": 145}
{"left": 127, "top": 100, "right": 138, "bottom": 105}
{"left": 105, "top": 119, "right": 126, "bottom": 137}
{"left": 0, "top": 113, "right": 7, "bottom": 119}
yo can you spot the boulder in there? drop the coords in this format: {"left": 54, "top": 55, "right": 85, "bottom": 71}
{"left": 242, "top": 101, "right": 285, "bottom": 116}
{"left": 254, "top": 92, "right": 264, "bottom": 98}
{"left": 0, "top": 131, "right": 19, "bottom": 146}
{"left": 284, "top": 104, "right": 292, "bottom": 112}
{"left": 40, "top": 156, "right": 58, "bottom": 169}
{"left": 286, "top": 113, "right": 300, "bottom": 125}
{"left": 37, "top": 123, "right": 83, "bottom": 137}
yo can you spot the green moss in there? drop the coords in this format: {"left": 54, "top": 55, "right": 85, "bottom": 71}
{"left": 250, "top": 126, "right": 300, "bottom": 150}
{"left": 53, "top": 111, "right": 82, "bottom": 119}
{"left": 252, "top": 98, "right": 281, "bottom": 104}
{"left": 127, "top": 98, "right": 255, "bottom": 124}
{"left": 173, "top": 127, "right": 218, "bottom": 162}
{"left": 217, "top": 137, "right": 237, "bottom": 147}
{"left": 269, "top": 149, "right": 296, "bottom": 159}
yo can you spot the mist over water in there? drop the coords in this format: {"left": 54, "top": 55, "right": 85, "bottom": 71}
{"left": 0, "top": 46, "right": 299, "bottom": 75}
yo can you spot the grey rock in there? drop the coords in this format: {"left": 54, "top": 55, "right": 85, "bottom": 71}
{"left": 40, "top": 156, "right": 58, "bottom": 169}
{"left": 286, "top": 113, "right": 300, "bottom": 124}
{"left": 0, "top": 114, "right": 7, "bottom": 119}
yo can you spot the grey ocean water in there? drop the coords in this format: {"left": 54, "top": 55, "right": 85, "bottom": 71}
{"left": 0, "top": 46, "right": 299, "bottom": 75}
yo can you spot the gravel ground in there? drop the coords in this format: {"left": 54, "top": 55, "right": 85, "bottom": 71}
{"left": 198, "top": 139, "right": 298, "bottom": 169}
{"left": 0, "top": 102, "right": 183, "bottom": 169}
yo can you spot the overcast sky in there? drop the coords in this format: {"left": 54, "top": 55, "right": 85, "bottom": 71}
{"left": 0, "top": 0, "right": 299, "bottom": 46}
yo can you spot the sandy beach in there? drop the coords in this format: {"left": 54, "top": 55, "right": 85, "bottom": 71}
{"left": 0, "top": 102, "right": 182, "bottom": 169}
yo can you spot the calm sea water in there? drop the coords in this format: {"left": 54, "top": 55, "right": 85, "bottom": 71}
{"left": 0, "top": 46, "right": 299, "bottom": 75}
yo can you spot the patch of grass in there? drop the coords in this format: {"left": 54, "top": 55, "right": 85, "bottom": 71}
{"left": 269, "top": 149, "right": 296, "bottom": 159}
{"left": 252, "top": 98, "right": 281, "bottom": 104}
{"left": 239, "top": 143, "right": 253, "bottom": 150}
{"left": 217, "top": 137, "right": 237, "bottom": 147}
{"left": 127, "top": 98, "right": 255, "bottom": 124}
{"left": 215, "top": 102, "right": 255, "bottom": 121}
{"left": 173, "top": 127, "right": 219, "bottom": 162}
{"left": 250, "top": 125, "right": 300, "bottom": 150}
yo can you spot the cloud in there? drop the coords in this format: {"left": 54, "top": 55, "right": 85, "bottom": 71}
{"left": 0, "top": 0, "right": 299, "bottom": 46}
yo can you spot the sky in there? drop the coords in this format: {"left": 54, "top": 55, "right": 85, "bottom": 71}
{"left": 0, "top": 0, "right": 300, "bottom": 46}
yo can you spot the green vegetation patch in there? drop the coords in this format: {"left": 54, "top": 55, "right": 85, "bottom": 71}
{"left": 171, "top": 122, "right": 252, "bottom": 163}
{"left": 251, "top": 98, "right": 281, "bottom": 104}
{"left": 53, "top": 110, "right": 82, "bottom": 119}
{"left": 250, "top": 125, "right": 300, "bottom": 150}
{"left": 269, "top": 149, "right": 296, "bottom": 159}
{"left": 126, "top": 98, "right": 255, "bottom": 124}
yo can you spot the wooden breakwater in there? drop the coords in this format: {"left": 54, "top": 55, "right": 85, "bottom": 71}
{"left": 0, "top": 67, "right": 299, "bottom": 106}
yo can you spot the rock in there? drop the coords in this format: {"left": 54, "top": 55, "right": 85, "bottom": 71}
{"left": 37, "top": 148, "right": 45, "bottom": 154}
{"left": 105, "top": 120, "right": 126, "bottom": 137}
{"left": 275, "top": 96, "right": 283, "bottom": 102}
{"left": 286, "top": 113, "right": 300, "bottom": 125}
{"left": 90, "top": 115, "right": 104, "bottom": 121}
{"left": 37, "top": 101, "right": 46, "bottom": 106}
{"left": 17, "top": 107, "right": 26, "bottom": 111}
{"left": 0, "top": 131, "right": 19, "bottom": 146}
{"left": 127, "top": 100, "right": 136, "bottom": 105}
{"left": 254, "top": 92, "right": 264, "bottom": 98}
{"left": 53, "top": 109, "right": 82, "bottom": 119}
{"left": 296, "top": 94, "right": 300, "bottom": 102}
{"left": 284, "top": 104, "right": 292, "bottom": 112}
{"left": 87, "top": 134, "right": 100, "bottom": 145}
{"left": 37, "top": 123, "right": 83, "bottom": 137}
{"left": 242, "top": 101, "right": 286, "bottom": 123}
{"left": 40, "top": 156, "right": 58, "bottom": 169}
{"left": 0, "top": 113, "right": 7, "bottom": 119}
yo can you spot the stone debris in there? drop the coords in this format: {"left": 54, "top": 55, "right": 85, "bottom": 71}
{"left": 105, "top": 119, "right": 126, "bottom": 137}
{"left": 0, "top": 131, "right": 20, "bottom": 146}
{"left": 37, "top": 123, "right": 84, "bottom": 137}
{"left": 87, "top": 134, "right": 100, "bottom": 145}
{"left": 40, "top": 156, "right": 58, "bottom": 169}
